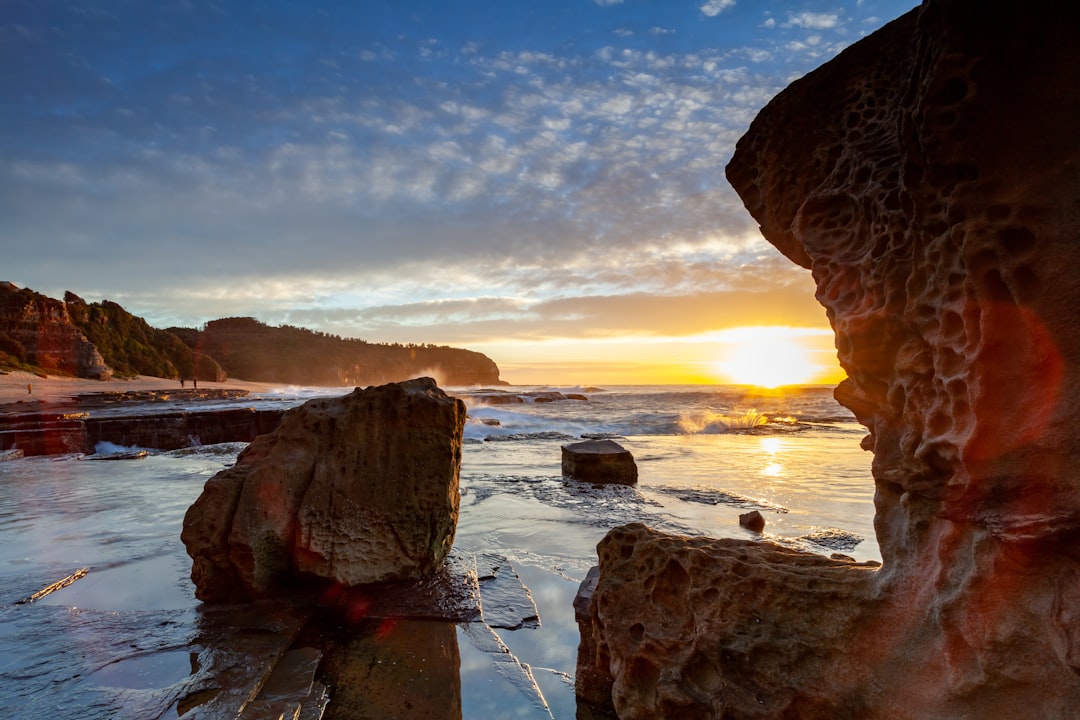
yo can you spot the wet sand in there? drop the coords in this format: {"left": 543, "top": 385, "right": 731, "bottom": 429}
{"left": 0, "top": 370, "right": 282, "bottom": 406}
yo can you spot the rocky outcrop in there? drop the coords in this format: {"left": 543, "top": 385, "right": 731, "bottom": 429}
{"left": 562, "top": 439, "right": 638, "bottom": 485}
{"left": 0, "top": 282, "right": 112, "bottom": 379}
{"left": 182, "top": 378, "right": 467, "bottom": 603}
{"left": 579, "top": 1, "right": 1080, "bottom": 717}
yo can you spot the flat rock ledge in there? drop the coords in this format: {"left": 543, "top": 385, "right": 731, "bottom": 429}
{"left": 182, "top": 377, "right": 466, "bottom": 603}
{"left": 562, "top": 439, "right": 638, "bottom": 485}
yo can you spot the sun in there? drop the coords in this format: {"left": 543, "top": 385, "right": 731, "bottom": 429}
{"left": 712, "top": 326, "right": 828, "bottom": 388}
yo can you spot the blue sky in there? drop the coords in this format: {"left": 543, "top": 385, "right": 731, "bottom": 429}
{"left": 1, "top": 0, "right": 917, "bottom": 383}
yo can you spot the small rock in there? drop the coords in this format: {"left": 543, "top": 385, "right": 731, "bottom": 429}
{"left": 739, "top": 510, "right": 766, "bottom": 533}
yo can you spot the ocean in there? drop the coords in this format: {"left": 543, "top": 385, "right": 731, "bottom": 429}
{"left": 0, "top": 383, "right": 875, "bottom": 718}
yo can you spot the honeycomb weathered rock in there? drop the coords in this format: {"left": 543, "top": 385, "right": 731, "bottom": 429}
{"left": 578, "top": 1, "right": 1080, "bottom": 716}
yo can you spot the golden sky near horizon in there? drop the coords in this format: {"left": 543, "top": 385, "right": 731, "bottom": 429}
{"left": 478, "top": 324, "right": 845, "bottom": 386}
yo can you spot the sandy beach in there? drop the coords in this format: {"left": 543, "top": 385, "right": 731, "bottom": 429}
{"left": 0, "top": 370, "right": 283, "bottom": 406}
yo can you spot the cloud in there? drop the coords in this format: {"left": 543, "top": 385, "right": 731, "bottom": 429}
{"left": 701, "top": 0, "right": 736, "bottom": 17}
{"left": 785, "top": 11, "right": 842, "bottom": 29}
{"left": 278, "top": 281, "right": 828, "bottom": 347}
{"left": 594, "top": 0, "right": 624, "bottom": 5}
{"left": 0, "top": 0, "right": 910, "bottom": 363}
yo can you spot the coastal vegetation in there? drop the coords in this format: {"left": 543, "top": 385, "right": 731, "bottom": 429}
{"left": 64, "top": 292, "right": 205, "bottom": 380}
{"left": 0, "top": 283, "right": 502, "bottom": 386}
{"left": 177, "top": 316, "right": 502, "bottom": 386}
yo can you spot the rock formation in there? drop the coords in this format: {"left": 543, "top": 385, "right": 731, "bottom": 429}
{"left": 562, "top": 439, "right": 638, "bottom": 485}
{"left": 0, "top": 282, "right": 112, "bottom": 379}
{"left": 182, "top": 378, "right": 466, "bottom": 603}
{"left": 578, "top": 1, "right": 1080, "bottom": 717}
{"left": 575, "top": 524, "right": 880, "bottom": 717}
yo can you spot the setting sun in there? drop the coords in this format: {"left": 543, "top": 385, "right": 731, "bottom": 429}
{"left": 712, "top": 326, "right": 832, "bottom": 387}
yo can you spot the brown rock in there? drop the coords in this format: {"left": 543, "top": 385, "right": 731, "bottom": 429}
{"left": 576, "top": 524, "right": 879, "bottom": 718}
{"left": 580, "top": 1, "right": 1080, "bottom": 717}
{"left": 562, "top": 439, "right": 638, "bottom": 485}
{"left": 181, "top": 377, "right": 466, "bottom": 602}
{"left": 738, "top": 510, "right": 765, "bottom": 533}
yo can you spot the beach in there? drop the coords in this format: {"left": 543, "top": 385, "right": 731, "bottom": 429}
{"left": 0, "top": 370, "right": 282, "bottom": 406}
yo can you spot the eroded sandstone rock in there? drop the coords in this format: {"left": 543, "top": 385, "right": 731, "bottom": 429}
{"left": 0, "top": 282, "right": 112, "bottom": 379}
{"left": 181, "top": 378, "right": 466, "bottom": 602}
{"left": 562, "top": 439, "right": 638, "bottom": 485}
{"left": 579, "top": 1, "right": 1080, "bottom": 716}
{"left": 577, "top": 524, "right": 880, "bottom": 718}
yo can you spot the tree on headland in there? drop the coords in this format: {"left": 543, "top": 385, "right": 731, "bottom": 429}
{"left": 64, "top": 292, "right": 200, "bottom": 379}
{"left": 177, "top": 317, "right": 503, "bottom": 386}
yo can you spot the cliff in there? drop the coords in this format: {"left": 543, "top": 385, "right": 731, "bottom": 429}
{"left": 1, "top": 285, "right": 503, "bottom": 387}
{"left": 64, "top": 292, "right": 225, "bottom": 381}
{"left": 578, "top": 1, "right": 1080, "bottom": 717}
{"left": 0, "top": 282, "right": 112, "bottom": 379}
{"left": 181, "top": 317, "right": 503, "bottom": 387}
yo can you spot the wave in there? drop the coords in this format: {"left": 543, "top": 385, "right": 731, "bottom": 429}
{"left": 216, "top": 385, "right": 860, "bottom": 444}
{"left": 677, "top": 409, "right": 767, "bottom": 434}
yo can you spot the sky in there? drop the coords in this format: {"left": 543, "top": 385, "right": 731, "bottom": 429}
{"left": 1, "top": 0, "right": 917, "bottom": 385}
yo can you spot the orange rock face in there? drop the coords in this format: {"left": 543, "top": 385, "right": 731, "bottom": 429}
{"left": 0, "top": 282, "right": 112, "bottom": 379}
{"left": 578, "top": 2, "right": 1080, "bottom": 717}
{"left": 182, "top": 378, "right": 466, "bottom": 602}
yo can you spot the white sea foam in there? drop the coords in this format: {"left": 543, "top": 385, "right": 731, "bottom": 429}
{"left": 93, "top": 440, "right": 148, "bottom": 455}
{"left": 677, "top": 409, "right": 768, "bottom": 434}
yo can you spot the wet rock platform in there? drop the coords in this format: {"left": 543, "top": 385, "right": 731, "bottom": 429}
{"left": 1, "top": 551, "right": 553, "bottom": 720}
{"left": 0, "top": 389, "right": 285, "bottom": 456}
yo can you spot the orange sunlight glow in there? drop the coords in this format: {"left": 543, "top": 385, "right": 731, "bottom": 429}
{"left": 712, "top": 326, "right": 831, "bottom": 388}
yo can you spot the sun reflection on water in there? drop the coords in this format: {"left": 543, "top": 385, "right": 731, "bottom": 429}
{"left": 760, "top": 436, "right": 785, "bottom": 477}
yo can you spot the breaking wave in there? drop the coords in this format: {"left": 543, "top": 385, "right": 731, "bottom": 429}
{"left": 677, "top": 410, "right": 768, "bottom": 434}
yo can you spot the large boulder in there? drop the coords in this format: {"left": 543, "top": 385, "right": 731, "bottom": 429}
{"left": 181, "top": 377, "right": 466, "bottom": 603}
{"left": 578, "top": 1, "right": 1080, "bottom": 717}
{"left": 576, "top": 524, "right": 880, "bottom": 717}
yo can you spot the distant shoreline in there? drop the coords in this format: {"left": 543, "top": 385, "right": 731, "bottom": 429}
{"left": 0, "top": 370, "right": 283, "bottom": 406}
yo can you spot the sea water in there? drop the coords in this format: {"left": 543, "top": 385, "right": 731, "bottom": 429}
{"left": 0, "top": 384, "right": 875, "bottom": 718}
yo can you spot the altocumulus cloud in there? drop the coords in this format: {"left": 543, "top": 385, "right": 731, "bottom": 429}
{"left": 701, "top": 0, "right": 737, "bottom": 17}
{"left": 0, "top": 0, "right": 917, "bottom": 347}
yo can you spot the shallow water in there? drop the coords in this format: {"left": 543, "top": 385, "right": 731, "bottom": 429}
{"left": 0, "top": 384, "right": 875, "bottom": 718}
